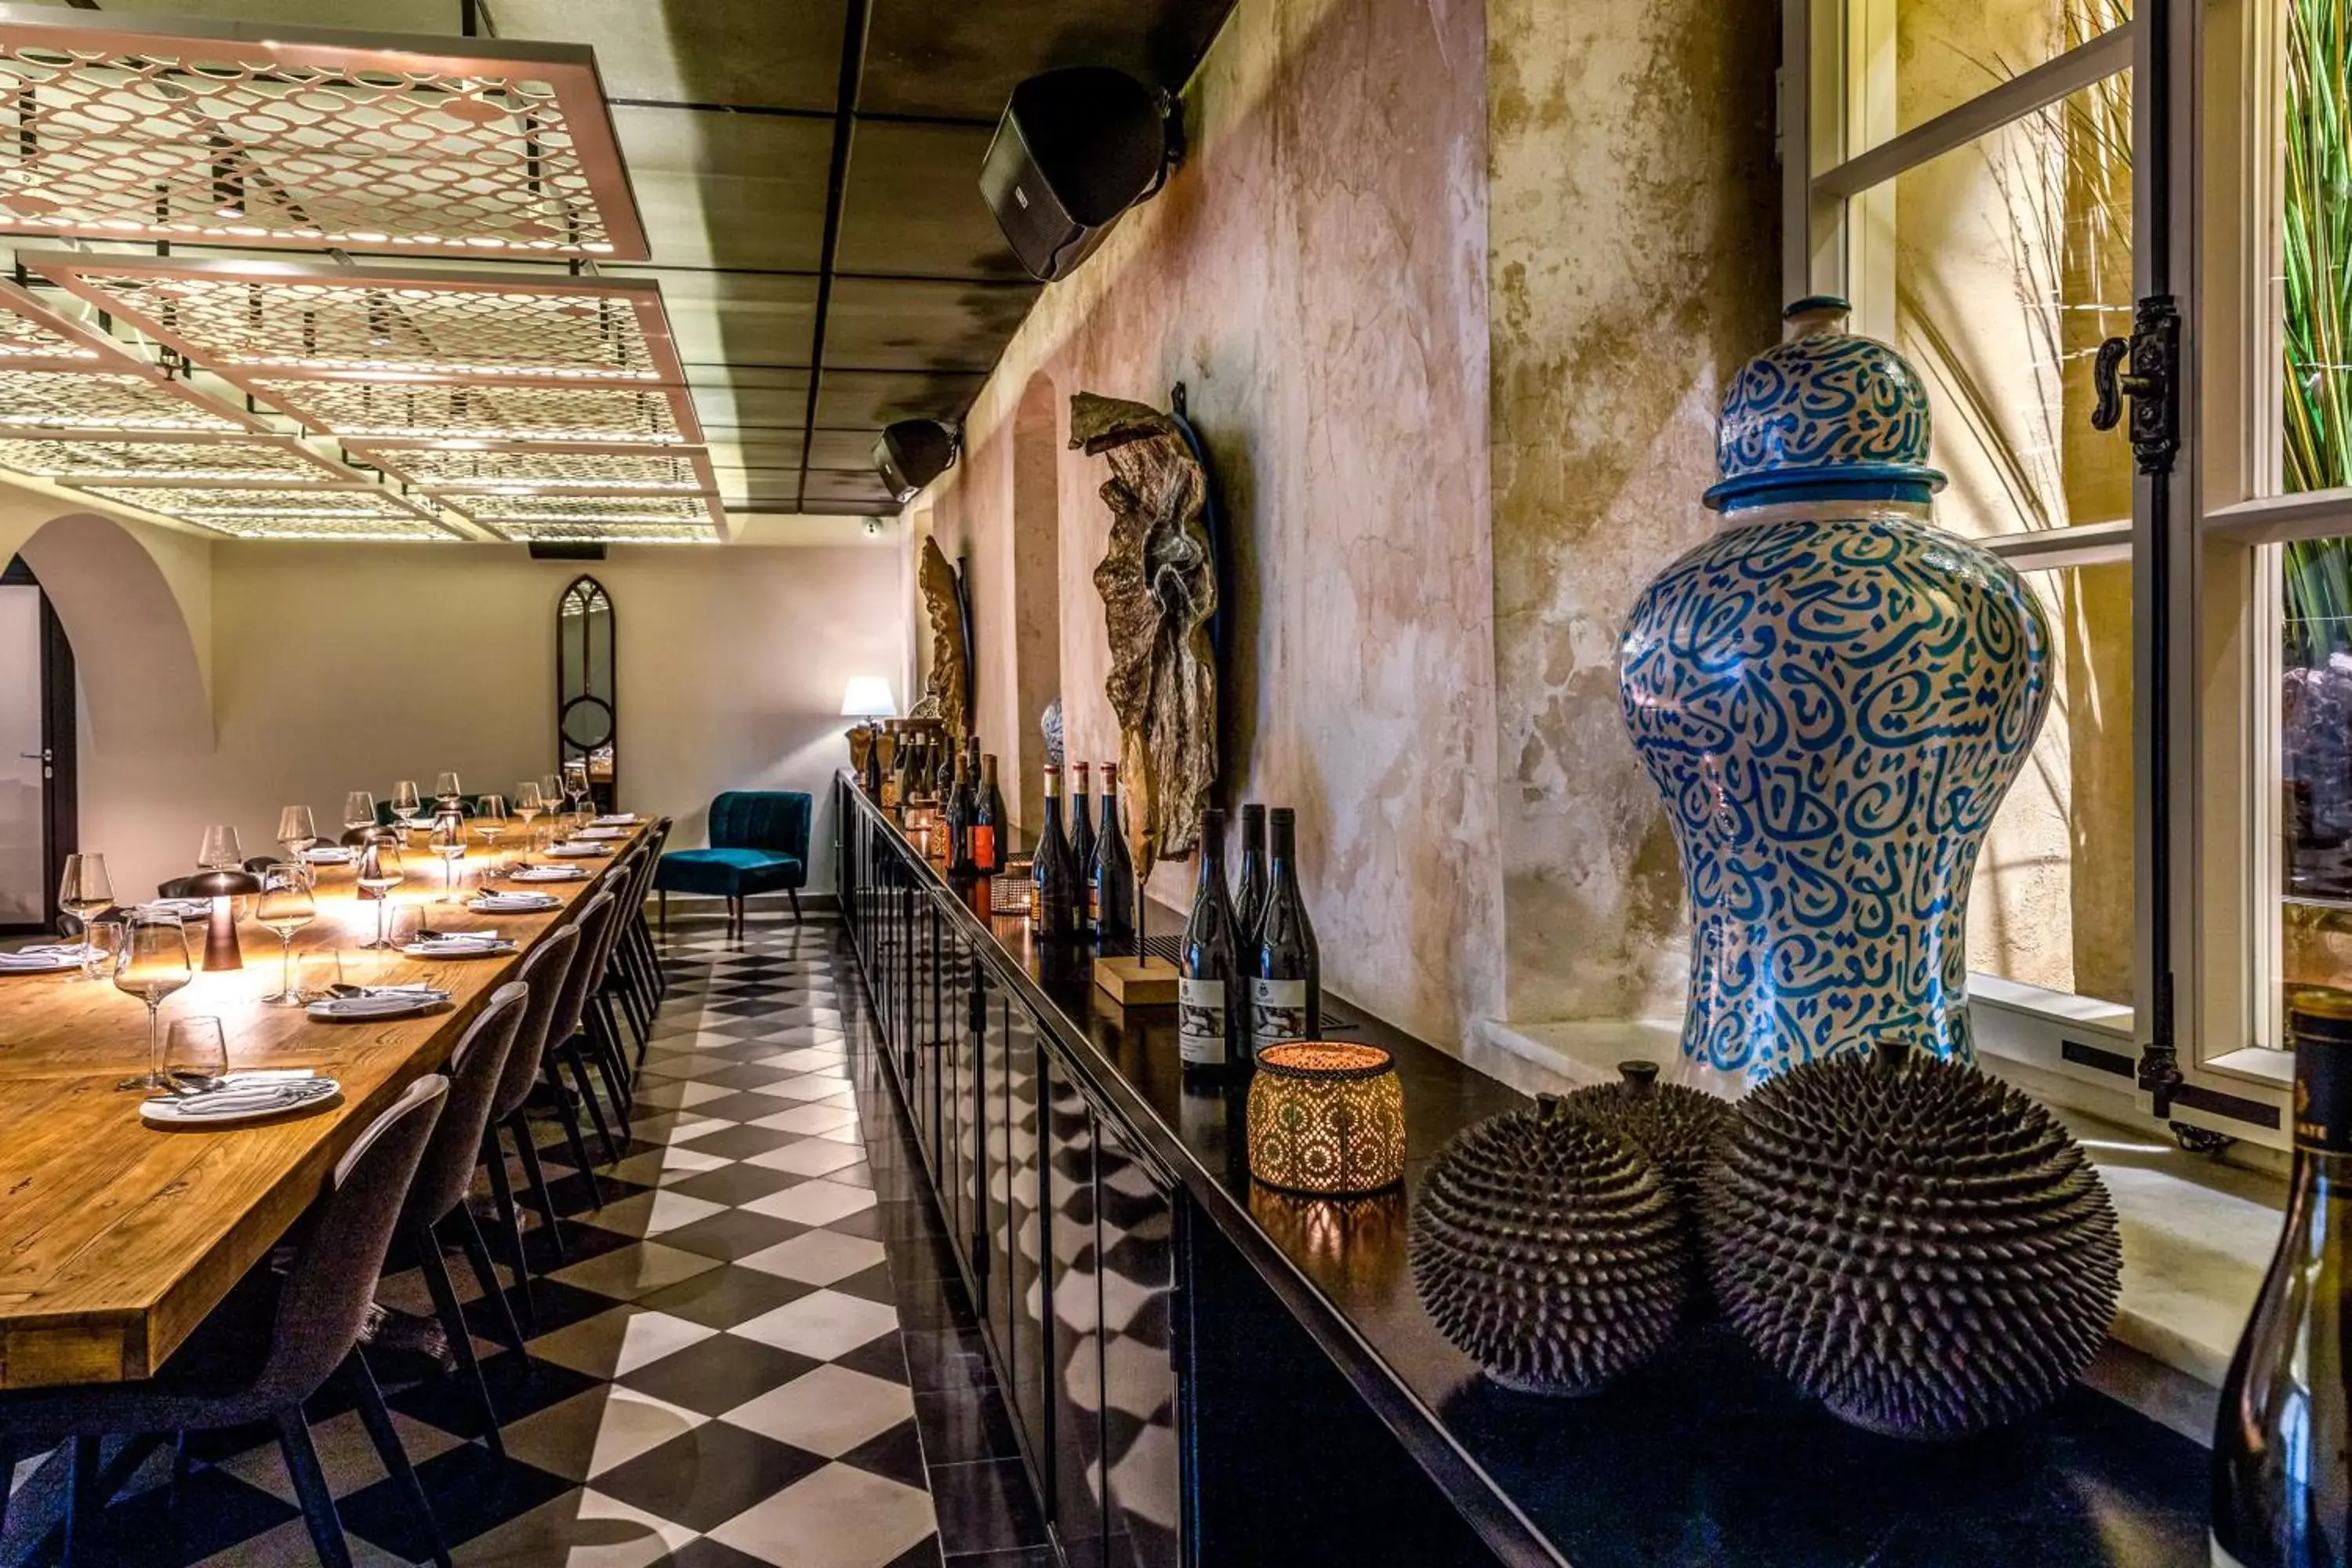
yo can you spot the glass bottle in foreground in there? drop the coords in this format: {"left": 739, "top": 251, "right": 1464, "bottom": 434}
{"left": 1030, "top": 764, "right": 1084, "bottom": 948}
{"left": 2213, "top": 985, "right": 2352, "bottom": 1568}
{"left": 1091, "top": 761, "right": 1136, "bottom": 955}
{"left": 1250, "top": 806, "right": 1320, "bottom": 1061}
{"left": 1179, "top": 808, "right": 1243, "bottom": 1076}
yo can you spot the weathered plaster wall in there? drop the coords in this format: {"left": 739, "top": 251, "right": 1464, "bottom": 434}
{"left": 921, "top": 0, "right": 1504, "bottom": 1050}
{"left": 1486, "top": 0, "right": 1782, "bottom": 1024}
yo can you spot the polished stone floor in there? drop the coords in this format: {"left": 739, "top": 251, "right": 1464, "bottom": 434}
{"left": 0, "top": 909, "right": 1051, "bottom": 1567}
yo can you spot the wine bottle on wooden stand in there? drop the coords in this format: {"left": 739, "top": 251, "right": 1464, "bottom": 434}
{"left": 2214, "top": 985, "right": 2352, "bottom": 1568}
{"left": 1179, "top": 808, "right": 1243, "bottom": 1076}
{"left": 1250, "top": 807, "right": 1320, "bottom": 1061}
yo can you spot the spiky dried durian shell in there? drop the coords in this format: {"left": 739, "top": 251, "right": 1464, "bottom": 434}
{"left": 1411, "top": 1098, "right": 1691, "bottom": 1396}
{"left": 1561, "top": 1061, "right": 1737, "bottom": 1215}
{"left": 1700, "top": 1042, "right": 2122, "bottom": 1440}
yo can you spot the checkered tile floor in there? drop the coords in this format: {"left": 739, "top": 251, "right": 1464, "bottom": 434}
{"left": 1, "top": 909, "right": 1054, "bottom": 1568}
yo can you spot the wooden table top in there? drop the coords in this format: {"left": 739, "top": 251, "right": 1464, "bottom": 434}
{"left": 0, "top": 817, "right": 653, "bottom": 1390}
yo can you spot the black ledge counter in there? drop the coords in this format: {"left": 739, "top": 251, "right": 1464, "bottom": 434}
{"left": 833, "top": 776, "right": 2207, "bottom": 1568}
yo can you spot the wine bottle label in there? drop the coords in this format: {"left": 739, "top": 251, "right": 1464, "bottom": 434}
{"left": 1252, "top": 978, "right": 1309, "bottom": 1053}
{"left": 2294, "top": 1019, "right": 2352, "bottom": 1152}
{"left": 2210, "top": 1536, "right": 2251, "bottom": 1568}
{"left": 974, "top": 826, "right": 996, "bottom": 869}
{"left": 1179, "top": 978, "right": 1227, "bottom": 1065}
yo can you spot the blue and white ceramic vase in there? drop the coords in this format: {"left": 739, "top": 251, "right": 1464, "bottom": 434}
{"left": 1617, "top": 296, "right": 2053, "bottom": 1094}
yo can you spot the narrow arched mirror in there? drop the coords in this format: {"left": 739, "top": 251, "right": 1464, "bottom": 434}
{"left": 556, "top": 575, "right": 616, "bottom": 811}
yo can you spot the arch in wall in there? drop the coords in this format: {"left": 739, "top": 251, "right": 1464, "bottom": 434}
{"left": 13, "top": 510, "right": 211, "bottom": 754}
{"left": 1009, "top": 371, "right": 1063, "bottom": 828}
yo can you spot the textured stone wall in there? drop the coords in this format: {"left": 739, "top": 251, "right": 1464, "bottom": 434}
{"left": 1486, "top": 0, "right": 1782, "bottom": 1024}
{"left": 922, "top": 0, "right": 1505, "bottom": 1048}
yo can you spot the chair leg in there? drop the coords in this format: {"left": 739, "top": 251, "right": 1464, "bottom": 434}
{"left": 274, "top": 1407, "right": 355, "bottom": 1568}
{"left": 412, "top": 1221, "right": 506, "bottom": 1459}
{"left": 539, "top": 1065, "right": 606, "bottom": 1208}
{"left": 346, "top": 1351, "right": 452, "bottom": 1568}
{"left": 659, "top": 888, "right": 667, "bottom": 931}
{"left": 62, "top": 1433, "right": 101, "bottom": 1567}
{"left": 480, "top": 1126, "right": 535, "bottom": 1333}
{"left": 561, "top": 1043, "right": 623, "bottom": 1165}
{"left": 509, "top": 1110, "right": 574, "bottom": 1249}
{"left": 789, "top": 888, "right": 802, "bottom": 922}
{"left": 457, "top": 1205, "right": 527, "bottom": 1356}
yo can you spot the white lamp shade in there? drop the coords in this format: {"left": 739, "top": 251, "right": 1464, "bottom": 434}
{"left": 840, "top": 676, "right": 898, "bottom": 719}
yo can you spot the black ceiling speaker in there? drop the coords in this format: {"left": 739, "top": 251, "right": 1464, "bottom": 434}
{"left": 981, "top": 67, "right": 1179, "bottom": 283}
{"left": 873, "top": 419, "right": 961, "bottom": 504}
{"left": 528, "top": 540, "right": 606, "bottom": 561}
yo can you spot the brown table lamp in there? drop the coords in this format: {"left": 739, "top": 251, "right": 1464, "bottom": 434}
{"left": 181, "top": 868, "right": 263, "bottom": 971}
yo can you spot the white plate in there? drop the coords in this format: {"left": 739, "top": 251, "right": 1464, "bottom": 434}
{"left": 511, "top": 866, "right": 587, "bottom": 882}
{"left": 142, "top": 1073, "right": 340, "bottom": 1127}
{"left": 306, "top": 990, "right": 450, "bottom": 1022}
{"left": 0, "top": 953, "right": 89, "bottom": 975}
{"left": 401, "top": 940, "right": 517, "bottom": 959}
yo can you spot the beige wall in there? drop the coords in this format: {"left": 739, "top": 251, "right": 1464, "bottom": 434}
{"left": 918, "top": 0, "right": 1508, "bottom": 1050}
{"left": 61, "top": 537, "right": 905, "bottom": 902}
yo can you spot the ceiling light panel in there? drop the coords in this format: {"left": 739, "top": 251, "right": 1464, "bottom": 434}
{"left": 441, "top": 489, "right": 721, "bottom": 529}
{"left": 0, "top": 368, "right": 260, "bottom": 432}
{"left": 28, "top": 257, "right": 684, "bottom": 384}
{"left": 0, "top": 9, "right": 646, "bottom": 260}
{"left": 74, "top": 481, "right": 456, "bottom": 539}
{"left": 347, "top": 440, "right": 716, "bottom": 492}
{"left": 489, "top": 520, "right": 720, "bottom": 545}
{"left": 243, "top": 379, "right": 696, "bottom": 444}
{"left": 0, "top": 430, "right": 342, "bottom": 484}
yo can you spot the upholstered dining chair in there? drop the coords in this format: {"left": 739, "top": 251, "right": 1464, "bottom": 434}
{"left": 0, "top": 1076, "right": 450, "bottom": 1568}
{"left": 653, "top": 790, "right": 811, "bottom": 935}
{"left": 486, "top": 922, "right": 585, "bottom": 1324}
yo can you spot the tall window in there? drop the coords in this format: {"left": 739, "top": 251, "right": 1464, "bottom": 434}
{"left": 1789, "top": 0, "right": 2339, "bottom": 1145}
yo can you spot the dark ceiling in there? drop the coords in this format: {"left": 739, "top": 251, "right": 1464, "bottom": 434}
{"left": 16, "top": 0, "right": 1239, "bottom": 519}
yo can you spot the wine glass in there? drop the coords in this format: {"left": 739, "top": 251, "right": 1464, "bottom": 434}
{"left": 164, "top": 1016, "right": 227, "bottom": 1093}
{"left": 391, "top": 780, "right": 423, "bottom": 835}
{"left": 514, "top": 782, "right": 543, "bottom": 848}
{"left": 562, "top": 760, "right": 591, "bottom": 824}
{"left": 343, "top": 790, "right": 376, "bottom": 840}
{"left": 276, "top": 805, "right": 318, "bottom": 858}
{"left": 57, "top": 853, "right": 113, "bottom": 978}
{"left": 429, "top": 815, "right": 469, "bottom": 902}
{"left": 197, "top": 825, "right": 242, "bottom": 871}
{"left": 434, "top": 771, "right": 463, "bottom": 810}
{"left": 354, "top": 839, "right": 405, "bottom": 949}
{"left": 539, "top": 773, "right": 565, "bottom": 831}
{"left": 474, "top": 793, "right": 508, "bottom": 858}
{"left": 254, "top": 863, "right": 316, "bottom": 1006}
{"left": 114, "top": 915, "right": 191, "bottom": 1091}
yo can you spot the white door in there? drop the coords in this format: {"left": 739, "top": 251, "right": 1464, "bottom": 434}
{"left": 0, "top": 583, "right": 46, "bottom": 927}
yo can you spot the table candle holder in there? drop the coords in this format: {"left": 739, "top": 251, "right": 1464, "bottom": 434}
{"left": 1246, "top": 1041, "right": 1406, "bottom": 1196}
{"left": 992, "top": 856, "right": 1034, "bottom": 917}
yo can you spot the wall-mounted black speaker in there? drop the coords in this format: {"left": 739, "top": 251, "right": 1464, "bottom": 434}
{"left": 873, "top": 419, "right": 960, "bottom": 504}
{"left": 528, "top": 540, "right": 606, "bottom": 561}
{"left": 980, "top": 67, "right": 1177, "bottom": 283}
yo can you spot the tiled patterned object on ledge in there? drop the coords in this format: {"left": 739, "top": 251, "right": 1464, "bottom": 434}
{"left": 0, "top": 912, "right": 1050, "bottom": 1568}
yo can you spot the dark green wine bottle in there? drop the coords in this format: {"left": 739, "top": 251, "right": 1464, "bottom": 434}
{"left": 2213, "top": 985, "right": 2352, "bottom": 1568}
{"left": 1234, "top": 803, "right": 1269, "bottom": 944}
{"left": 1091, "top": 762, "right": 1136, "bottom": 956}
{"left": 1249, "top": 808, "right": 1319, "bottom": 1061}
{"left": 1179, "top": 808, "right": 1243, "bottom": 1076}
{"left": 1069, "top": 762, "right": 1098, "bottom": 929}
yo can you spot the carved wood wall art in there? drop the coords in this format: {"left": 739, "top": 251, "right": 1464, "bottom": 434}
{"left": 1070, "top": 390, "right": 1218, "bottom": 876}
{"left": 911, "top": 535, "right": 970, "bottom": 737}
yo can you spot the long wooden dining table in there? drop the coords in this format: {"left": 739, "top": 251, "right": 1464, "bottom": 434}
{"left": 0, "top": 818, "right": 652, "bottom": 1392}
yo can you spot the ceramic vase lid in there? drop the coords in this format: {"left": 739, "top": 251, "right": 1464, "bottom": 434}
{"left": 1704, "top": 296, "right": 1947, "bottom": 513}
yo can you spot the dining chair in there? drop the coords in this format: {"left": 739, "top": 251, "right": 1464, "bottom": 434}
{"left": 600, "top": 847, "right": 654, "bottom": 1051}
{"left": 570, "top": 886, "right": 637, "bottom": 1132}
{"left": 553, "top": 889, "right": 628, "bottom": 1164}
{"left": 612, "top": 834, "right": 669, "bottom": 1033}
{"left": 0, "top": 1076, "right": 450, "bottom": 1568}
{"left": 652, "top": 790, "right": 810, "bottom": 935}
{"left": 397, "top": 982, "right": 528, "bottom": 1460}
{"left": 485, "top": 923, "right": 584, "bottom": 1327}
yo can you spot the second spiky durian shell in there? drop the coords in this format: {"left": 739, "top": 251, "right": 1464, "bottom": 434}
{"left": 1699, "top": 1040, "right": 2122, "bottom": 1441}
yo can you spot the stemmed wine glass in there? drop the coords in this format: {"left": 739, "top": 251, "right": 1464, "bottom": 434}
{"left": 514, "top": 782, "right": 543, "bottom": 851}
{"left": 343, "top": 791, "right": 376, "bottom": 842}
{"left": 562, "top": 760, "right": 591, "bottom": 826}
{"left": 390, "top": 781, "right": 423, "bottom": 837}
{"left": 114, "top": 915, "right": 191, "bottom": 1091}
{"left": 474, "top": 793, "right": 508, "bottom": 863}
{"left": 57, "top": 853, "right": 113, "bottom": 980}
{"left": 355, "top": 838, "right": 405, "bottom": 949}
{"left": 434, "top": 771, "right": 463, "bottom": 810}
{"left": 254, "top": 863, "right": 316, "bottom": 1007}
{"left": 539, "top": 773, "right": 565, "bottom": 832}
{"left": 429, "top": 814, "right": 469, "bottom": 903}
{"left": 277, "top": 805, "right": 318, "bottom": 859}
{"left": 197, "top": 825, "right": 243, "bottom": 871}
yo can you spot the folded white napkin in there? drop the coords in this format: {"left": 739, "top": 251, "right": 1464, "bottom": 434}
{"left": 470, "top": 893, "right": 560, "bottom": 912}
{"left": 307, "top": 986, "right": 451, "bottom": 1018}
{"left": 548, "top": 843, "right": 608, "bottom": 858}
{"left": 593, "top": 814, "right": 639, "bottom": 825}
{"left": 512, "top": 866, "right": 586, "bottom": 882}
{"left": 0, "top": 943, "right": 91, "bottom": 970}
{"left": 302, "top": 847, "right": 354, "bottom": 863}
{"left": 161, "top": 1074, "right": 339, "bottom": 1120}
{"left": 575, "top": 826, "right": 626, "bottom": 840}
{"left": 140, "top": 898, "right": 210, "bottom": 920}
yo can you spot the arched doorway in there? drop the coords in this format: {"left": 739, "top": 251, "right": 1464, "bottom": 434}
{"left": 1010, "top": 372, "right": 1062, "bottom": 829}
{"left": 0, "top": 557, "right": 74, "bottom": 934}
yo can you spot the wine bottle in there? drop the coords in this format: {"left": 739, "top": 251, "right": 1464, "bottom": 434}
{"left": 881, "top": 723, "right": 904, "bottom": 810}
{"left": 1030, "top": 764, "right": 1083, "bottom": 944}
{"left": 2213, "top": 985, "right": 2352, "bottom": 1568}
{"left": 1234, "top": 803, "right": 1269, "bottom": 945}
{"left": 935, "top": 734, "right": 956, "bottom": 805}
{"left": 1179, "top": 808, "right": 1243, "bottom": 1075}
{"left": 1091, "top": 762, "right": 1136, "bottom": 955}
{"left": 945, "top": 746, "right": 975, "bottom": 877}
{"left": 974, "top": 753, "right": 1005, "bottom": 875}
{"left": 1250, "top": 808, "right": 1320, "bottom": 1060}
{"left": 1069, "top": 760, "right": 1098, "bottom": 903}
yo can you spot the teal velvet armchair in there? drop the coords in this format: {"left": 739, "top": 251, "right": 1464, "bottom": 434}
{"left": 654, "top": 790, "right": 811, "bottom": 934}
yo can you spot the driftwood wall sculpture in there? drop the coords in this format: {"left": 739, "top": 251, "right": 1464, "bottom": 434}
{"left": 1070, "top": 390, "right": 1218, "bottom": 876}
{"left": 911, "top": 535, "right": 969, "bottom": 736}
